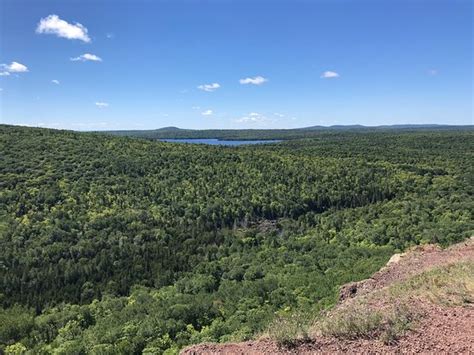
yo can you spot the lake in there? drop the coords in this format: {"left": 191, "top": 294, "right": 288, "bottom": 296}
{"left": 160, "top": 138, "right": 281, "bottom": 146}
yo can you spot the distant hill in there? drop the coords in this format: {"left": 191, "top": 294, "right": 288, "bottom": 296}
{"left": 301, "top": 124, "right": 366, "bottom": 130}
{"left": 105, "top": 124, "right": 473, "bottom": 140}
{"left": 301, "top": 124, "right": 467, "bottom": 130}
{"left": 154, "top": 126, "right": 184, "bottom": 132}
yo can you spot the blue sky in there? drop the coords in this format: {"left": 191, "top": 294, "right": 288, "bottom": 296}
{"left": 0, "top": 0, "right": 472, "bottom": 130}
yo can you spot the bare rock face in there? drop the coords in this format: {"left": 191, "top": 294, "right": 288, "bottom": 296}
{"left": 386, "top": 252, "right": 405, "bottom": 266}
{"left": 338, "top": 240, "right": 464, "bottom": 303}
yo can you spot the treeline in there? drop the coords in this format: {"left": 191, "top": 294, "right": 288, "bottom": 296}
{"left": 0, "top": 125, "right": 472, "bottom": 353}
{"left": 105, "top": 125, "right": 473, "bottom": 140}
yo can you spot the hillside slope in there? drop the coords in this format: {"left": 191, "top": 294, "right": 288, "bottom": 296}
{"left": 182, "top": 237, "right": 474, "bottom": 354}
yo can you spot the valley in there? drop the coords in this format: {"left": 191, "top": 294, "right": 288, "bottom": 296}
{"left": 1, "top": 125, "right": 472, "bottom": 353}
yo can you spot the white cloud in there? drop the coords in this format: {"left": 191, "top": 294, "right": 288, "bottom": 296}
{"left": 239, "top": 76, "right": 268, "bottom": 85}
{"left": 51, "top": 79, "right": 60, "bottom": 84}
{"left": 320, "top": 71, "right": 340, "bottom": 79}
{"left": 274, "top": 113, "right": 285, "bottom": 117}
{"left": 428, "top": 69, "right": 438, "bottom": 76}
{"left": 5, "top": 62, "right": 29, "bottom": 72}
{"left": 236, "top": 112, "right": 270, "bottom": 124}
{"left": 0, "top": 61, "right": 29, "bottom": 76}
{"left": 197, "top": 83, "right": 220, "bottom": 92}
{"left": 71, "top": 53, "right": 102, "bottom": 62}
{"left": 192, "top": 106, "right": 201, "bottom": 110}
{"left": 95, "top": 102, "right": 109, "bottom": 108}
{"left": 14, "top": 123, "right": 40, "bottom": 128}
{"left": 106, "top": 33, "right": 114, "bottom": 39}
{"left": 36, "top": 14, "right": 91, "bottom": 42}
{"left": 201, "top": 109, "right": 213, "bottom": 116}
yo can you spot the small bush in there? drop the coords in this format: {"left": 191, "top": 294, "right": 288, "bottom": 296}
{"left": 380, "top": 304, "right": 416, "bottom": 345}
{"left": 316, "top": 301, "right": 417, "bottom": 344}
{"left": 267, "top": 312, "right": 311, "bottom": 346}
{"left": 318, "top": 303, "right": 383, "bottom": 340}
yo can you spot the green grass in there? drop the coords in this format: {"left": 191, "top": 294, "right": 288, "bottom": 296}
{"left": 389, "top": 261, "right": 474, "bottom": 306}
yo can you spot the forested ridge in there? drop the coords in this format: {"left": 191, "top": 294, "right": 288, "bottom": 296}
{"left": 106, "top": 124, "right": 473, "bottom": 140}
{"left": 0, "top": 124, "right": 473, "bottom": 354}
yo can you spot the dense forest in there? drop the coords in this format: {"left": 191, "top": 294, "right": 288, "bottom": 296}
{"left": 1, "top": 124, "right": 473, "bottom": 354}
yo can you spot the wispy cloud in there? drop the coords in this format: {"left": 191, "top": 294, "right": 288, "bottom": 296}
{"left": 201, "top": 109, "right": 213, "bottom": 116}
{"left": 320, "top": 71, "right": 340, "bottom": 79}
{"left": 71, "top": 53, "right": 102, "bottom": 62}
{"left": 197, "top": 83, "right": 220, "bottom": 92}
{"left": 236, "top": 112, "right": 271, "bottom": 124}
{"left": 428, "top": 69, "right": 438, "bottom": 76}
{"left": 51, "top": 79, "right": 60, "bottom": 84}
{"left": 95, "top": 102, "right": 109, "bottom": 108}
{"left": 0, "top": 61, "right": 29, "bottom": 76}
{"left": 239, "top": 76, "right": 268, "bottom": 85}
{"left": 14, "top": 122, "right": 46, "bottom": 128}
{"left": 36, "top": 14, "right": 91, "bottom": 42}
